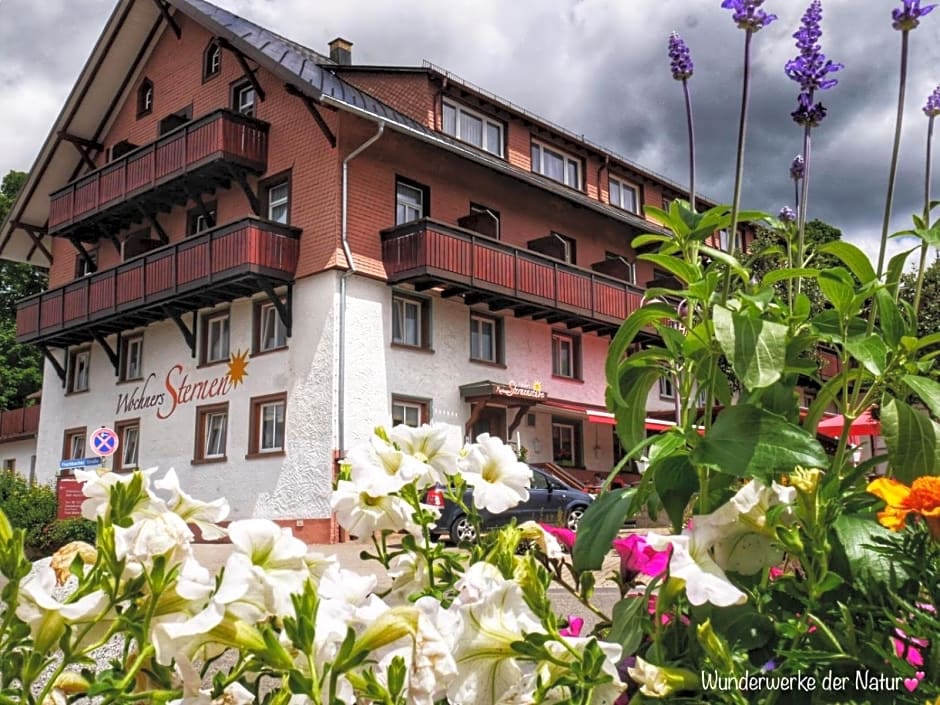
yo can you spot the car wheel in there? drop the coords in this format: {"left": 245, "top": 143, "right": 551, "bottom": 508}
{"left": 450, "top": 514, "right": 477, "bottom": 543}
{"left": 566, "top": 506, "right": 587, "bottom": 531}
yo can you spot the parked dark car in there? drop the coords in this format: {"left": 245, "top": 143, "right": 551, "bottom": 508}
{"left": 426, "top": 467, "right": 594, "bottom": 543}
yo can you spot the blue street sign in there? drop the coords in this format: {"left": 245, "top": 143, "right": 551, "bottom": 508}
{"left": 89, "top": 427, "right": 119, "bottom": 457}
{"left": 59, "top": 457, "right": 104, "bottom": 470}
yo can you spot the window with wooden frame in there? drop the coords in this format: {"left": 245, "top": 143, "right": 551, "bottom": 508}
{"left": 469, "top": 313, "right": 503, "bottom": 364}
{"left": 67, "top": 347, "right": 91, "bottom": 394}
{"left": 551, "top": 418, "right": 582, "bottom": 467}
{"left": 114, "top": 418, "right": 140, "bottom": 472}
{"left": 260, "top": 172, "right": 291, "bottom": 224}
{"left": 158, "top": 105, "right": 192, "bottom": 136}
{"left": 137, "top": 78, "right": 154, "bottom": 117}
{"left": 232, "top": 80, "right": 256, "bottom": 117}
{"left": 659, "top": 377, "right": 675, "bottom": 400}
{"left": 187, "top": 202, "right": 217, "bottom": 235}
{"left": 608, "top": 176, "right": 640, "bottom": 213}
{"left": 441, "top": 99, "right": 504, "bottom": 157}
{"left": 391, "top": 396, "right": 429, "bottom": 427}
{"left": 120, "top": 335, "right": 143, "bottom": 382}
{"left": 248, "top": 393, "right": 287, "bottom": 456}
{"left": 194, "top": 402, "right": 228, "bottom": 463}
{"left": 395, "top": 177, "right": 429, "bottom": 225}
{"left": 73, "top": 247, "right": 97, "bottom": 277}
{"left": 391, "top": 292, "right": 431, "bottom": 349}
{"left": 531, "top": 140, "right": 581, "bottom": 189}
{"left": 62, "top": 427, "right": 87, "bottom": 461}
{"left": 201, "top": 311, "right": 230, "bottom": 365}
{"left": 203, "top": 40, "right": 222, "bottom": 81}
{"left": 2, "top": 459, "right": 13, "bottom": 472}
{"left": 551, "top": 332, "right": 581, "bottom": 379}
{"left": 253, "top": 298, "right": 288, "bottom": 353}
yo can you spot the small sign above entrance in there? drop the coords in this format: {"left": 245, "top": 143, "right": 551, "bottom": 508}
{"left": 495, "top": 381, "right": 546, "bottom": 400}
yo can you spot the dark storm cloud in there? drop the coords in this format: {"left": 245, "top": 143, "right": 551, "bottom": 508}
{"left": 1, "top": 0, "right": 938, "bottom": 264}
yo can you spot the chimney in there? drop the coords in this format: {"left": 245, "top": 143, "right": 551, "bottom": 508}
{"left": 329, "top": 37, "right": 353, "bottom": 66}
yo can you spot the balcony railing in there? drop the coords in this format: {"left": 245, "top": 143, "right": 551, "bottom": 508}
{"left": 16, "top": 218, "right": 299, "bottom": 345}
{"left": 381, "top": 218, "right": 646, "bottom": 334}
{"left": 48, "top": 110, "right": 268, "bottom": 237}
{"left": 0, "top": 405, "right": 40, "bottom": 441}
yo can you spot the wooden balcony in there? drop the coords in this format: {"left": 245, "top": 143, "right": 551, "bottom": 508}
{"left": 381, "top": 219, "right": 646, "bottom": 336}
{"left": 0, "top": 405, "right": 40, "bottom": 442}
{"left": 48, "top": 110, "right": 268, "bottom": 239}
{"left": 16, "top": 218, "right": 299, "bottom": 347}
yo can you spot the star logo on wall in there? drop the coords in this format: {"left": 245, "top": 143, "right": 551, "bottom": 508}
{"left": 226, "top": 349, "right": 250, "bottom": 388}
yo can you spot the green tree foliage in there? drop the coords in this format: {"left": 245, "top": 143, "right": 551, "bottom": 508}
{"left": 0, "top": 170, "right": 47, "bottom": 410}
{"left": 900, "top": 253, "right": 940, "bottom": 338}
{"left": 748, "top": 218, "right": 845, "bottom": 315}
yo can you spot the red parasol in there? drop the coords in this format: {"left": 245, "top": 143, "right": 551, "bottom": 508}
{"left": 816, "top": 408, "right": 881, "bottom": 439}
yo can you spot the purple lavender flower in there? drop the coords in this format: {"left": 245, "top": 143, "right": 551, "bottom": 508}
{"left": 790, "top": 155, "right": 805, "bottom": 180}
{"left": 791, "top": 92, "right": 827, "bottom": 127}
{"left": 779, "top": 206, "right": 797, "bottom": 222}
{"left": 925, "top": 85, "right": 940, "bottom": 117}
{"left": 785, "top": 1, "right": 843, "bottom": 93}
{"left": 668, "top": 32, "right": 694, "bottom": 81}
{"left": 892, "top": 0, "right": 937, "bottom": 30}
{"left": 721, "top": 0, "right": 777, "bottom": 32}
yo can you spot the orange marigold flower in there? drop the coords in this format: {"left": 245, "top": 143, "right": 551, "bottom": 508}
{"left": 867, "top": 476, "right": 940, "bottom": 537}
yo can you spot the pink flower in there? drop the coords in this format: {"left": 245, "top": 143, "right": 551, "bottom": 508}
{"left": 559, "top": 616, "right": 584, "bottom": 637}
{"left": 768, "top": 566, "right": 785, "bottom": 580}
{"left": 612, "top": 535, "right": 670, "bottom": 582}
{"left": 540, "top": 524, "right": 576, "bottom": 552}
{"left": 893, "top": 628, "right": 928, "bottom": 667}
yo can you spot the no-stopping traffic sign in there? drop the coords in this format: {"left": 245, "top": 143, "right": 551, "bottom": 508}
{"left": 88, "top": 427, "right": 120, "bottom": 458}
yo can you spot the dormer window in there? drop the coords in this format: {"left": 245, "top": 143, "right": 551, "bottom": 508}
{"left": 531, "top": 140, "right": 581, "bottom": 189}
{"left": 137, "top": 79, "right": 154, "bottom": 117}
{"left": 233, "top": 82, "right": 256, "bottom": 117}
{"left": 204, "top": 41, "right": 222, "bottom": 81}
{"left": 441, "top": 99, "right": 504, "bottom": 157}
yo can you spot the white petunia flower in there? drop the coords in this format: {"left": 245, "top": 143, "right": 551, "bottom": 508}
{"left": 627, "top": 656, "right": 699, "bottom": 698}
{"left": 345, "top": 434, "right": 428, "bottom": 495}
{"left": 645, "top": 532, "right": 746, "bottom": 607}
{"left": 113, "top": 509, "right": 194, "bottom": 571}
{"left": 460, "top": 433, "right": 531, "bottom": 514}
{"left": 390, "top": 423, "right": 461, "bottom": 485}
{"left": 447, "top": 562, "right": 545, "bottom": 705}
{"left": 330, "top": 480, "right": 415, "bottom": 537}
{"left": 75, "top": 466, "right": 161, "bottom": 521}
{"left": 517, "top": 521, "right": 565, "bottom": 560}
{"left": 155, "top": 468, "right": 230, "bottom": 540}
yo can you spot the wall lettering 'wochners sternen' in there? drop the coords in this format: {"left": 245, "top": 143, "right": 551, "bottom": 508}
{"left": 115, "top": 350, "right": 249, "bottom": 420}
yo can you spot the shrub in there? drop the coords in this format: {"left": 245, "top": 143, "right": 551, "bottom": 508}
{"left": 30, "top": 519, "right": 97, "bottom": 557}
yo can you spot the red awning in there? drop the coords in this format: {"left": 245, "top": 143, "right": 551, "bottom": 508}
{"left": 817, "top": 408, "right": 881, "bottom": 438}
{"left": 586, "top": 410, "right": 616, "bottom": 425}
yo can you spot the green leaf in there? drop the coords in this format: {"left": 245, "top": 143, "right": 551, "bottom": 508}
{"left": 609, "top": 365, "right": 664, "bottom": 453}
{"left": 903, "top": 375, "right": 940, "bottom": 418}
{"left": 760, "top": 267, "right": 819, "bottom": 287}
{"left": 881, "top": 397, "right": 940, "bottom": 482}
{"left": 818, "top": 267, "right": 858, "bottom": 316}
{"left": 844, "top": 336, "right": 888, "bottom": 377}
{"left": 817, "top": 241, "right": 877, "bottom": 284}
{"left": 605, "top": 304, "right": 677, "bottom": 401}
{"left": 573, "top": 487, "right": 636, "bottom": 572}
{"left": 705, "top": 604, "right": 775, "bottom": 651}
{"left": 874, "top": 288, "right": 904, "bottom": 346}
{"left": 713, "top": 306, "right": 787, "bottom": 390}
{"left": 608, "top": 597, "right": 648, "bottom": 657}
{"left": 832, "top": 515, "right": 908, "bottom": 585}
{"left": 652, "top": 452, "right": 698, "bottom": 532}
{"left": 700, "top": 245, "right": 749, "bottom": 281}
{"left": 638, "top": 254, "right": 700, "bottom": 284}
{"left": 691, "top": 405, "right": 828, "bottom": 479}
{"left": 631, "top": 233, "right": 671, "bottom": 249}
{"left": 811, "top": 311, "right": 868, "bottom": 344}
{"left": 886, "top": 247, "right": 917, "bottom": 296}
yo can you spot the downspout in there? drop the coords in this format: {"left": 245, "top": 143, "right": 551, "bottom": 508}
{"left": 338, "top": 121, "right": 385, "bottom": 456}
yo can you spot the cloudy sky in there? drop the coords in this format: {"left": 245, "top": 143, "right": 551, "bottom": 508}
{"left": 1, "top": 0, "right": 939, "bottom": 266}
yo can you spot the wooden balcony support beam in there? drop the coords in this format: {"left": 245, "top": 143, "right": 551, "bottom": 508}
{"left": 440, "top": 286, "right": 468, "bottom": 298}
{"left": 511, "top": 305, "right": 539, "bottom": 318}
{"left": 93, "top": 331, "right": 120, "bottom": 375}
{"left": 257, "top": 277, "right": 292, "bottom": 338}
{"left": 40, "top": 346, "right": 66, "bottom": 386}
{"left": 285, "top": 84, "right": 336, "bottom": 148}
{"left": 150, "top": 0, "right": 181, "bottom": 39}
{"left": 4, "top": 221, "right": 52, "bottom": 264}
{"left": 226, "top": 165, "right": 260, "bottom": 216}
{"left": 135, "top": 204, "right": 168, "bottom": 244}
{"left": 58, "top": 131, "right": 101, "bottom": 171}
{"left": 68, "top": 236, "right": 97, "bottom": 273}
{"left": 182, "top": 180, "right": 216, "bottom": 229}
{"left": 412, "top": 280, "right": 438, "bottom": 292}
{"left": 218, "top": 37, "right": 265, "bottom": 101}
{"left": 507, "top": 405, "right": 531, "bottom": 437}
{"left": 165, "top": 308, "right": 196, "bottom": 358}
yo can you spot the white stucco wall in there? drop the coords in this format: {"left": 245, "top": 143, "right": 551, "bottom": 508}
{"left": 0, "top": 439, "right": 37, "bottom": 480}
{"left": 35, "top": 273, "right": 338, "bottom": 520}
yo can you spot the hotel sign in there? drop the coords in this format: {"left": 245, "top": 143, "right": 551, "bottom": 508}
{"left": 494, "top": 381, "right": 546, "bottom": 400}
{"left": 115, "top": 350, "right": 249, "bottom": 420}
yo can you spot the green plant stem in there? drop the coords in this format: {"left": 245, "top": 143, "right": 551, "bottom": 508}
{"left": 683, "top": 77, "right": 696, "bottom": 212}
{"left": 914, "top": 115, "right": 935, "bottom": 312}
{"left": 795, "top": 119, "right": 813, "bottom": 297}
{"left": 723, "top": 28, "right": 753, "bottom": 270}
{"left": 876, "top": 30, "right": 910, "bottom": 280}
{"left": 556, "top": 565, "right": 611, "bottom": 623}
